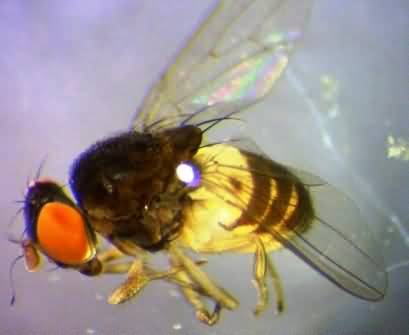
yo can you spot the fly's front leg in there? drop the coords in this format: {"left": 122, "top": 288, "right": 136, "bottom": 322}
{"left": 97, "top": 246, "right": 124, "bottom": 263}
{"left": 107, "top": 257, "right": 207, "bottom": 305}
{"left": 78, "top": 246, "right": 133, "bottom": 276}
{"left": 253, "top": 237, "right": 285, "bottom": 316}
{"left": 77, "top": 245, "right": 150, "bottom": 303}
{"left": 98, "top": 246, "right": 134, "bottom": 274}
{"left": 169, "top": 253, "right": 221, "bottom": 326}
{"left": 108, "top": 258, "right": 152, "bottom": 304}
{"left": 98, "top": 237, "right": 150, "bottom": 275}
{"left": 168, "top": 245, "right": 239, "bottom": 314}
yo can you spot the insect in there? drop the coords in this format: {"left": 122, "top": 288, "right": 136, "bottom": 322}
{"left": 11, "top": 0, "right": 387, "bottom": 326}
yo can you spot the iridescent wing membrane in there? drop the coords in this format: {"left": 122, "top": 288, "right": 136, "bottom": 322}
{"left": 131, "top": 0, "right": 314, "bottom": 132}
{"left": 131, "top": 0, "right": 387, "bottom": 301}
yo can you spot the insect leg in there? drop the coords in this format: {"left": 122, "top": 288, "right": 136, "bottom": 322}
{"left": 95, "top": 246, "right": 134, "bottom": 274}
{"left": 168, "top": 245, "right": 239, "bottom": 311}
{"left": 97, "top": 246, "right": 124, "bottom": 263}
{"left": 107, "top": 258, "right": 154, "bottom": 304}
{"left": 95, "top": 237, "right": 152, "bottom": 275}
{"left": 106, "top": 256, "right": 207, "bottom": 305}
{"left": 253, "top": 237, "right": 270, "bottom": 316}
{"left": 265, "top": 250, "right": 285, "bottom": 314}
{"left": 253, "top": 237, "right": 285, "bottom": 315}
{"left": 169, "top": 254, "right": 222, "bottom": 326}
{"left": 101, "top": 261, "right": 134, "bottom": 274}
{"left": 78, "top": 245, "right": 134, "bottom": 275}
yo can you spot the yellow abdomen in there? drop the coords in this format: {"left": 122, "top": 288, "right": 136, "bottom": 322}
{"left": 177, "top": 144, "right": 314, "bottom": 254}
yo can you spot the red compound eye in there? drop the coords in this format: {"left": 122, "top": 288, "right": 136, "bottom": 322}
{"left": 36, "top": 202, "right": 93, "bottom": 266}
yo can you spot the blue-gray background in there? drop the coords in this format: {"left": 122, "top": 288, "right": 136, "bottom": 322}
{"left": 1, "top": 1, "right": 408, "bottom": 334}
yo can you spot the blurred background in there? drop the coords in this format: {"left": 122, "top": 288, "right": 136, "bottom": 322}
{"left": 0, "top": 0, "right": 407, "bottom": 334}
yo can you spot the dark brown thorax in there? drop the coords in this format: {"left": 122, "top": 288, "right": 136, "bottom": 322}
{"left": 70, "top": 126, "right": 202, "bottom": 252}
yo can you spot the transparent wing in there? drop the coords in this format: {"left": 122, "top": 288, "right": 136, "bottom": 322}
{"left": 282, "top": 175, "right": 388, "bottom": 301}
{"left": 131, "top": 0, "right": 314, "bottom": 132}
{"left": 190, "top": 140, "right": 387, "bottom": 301}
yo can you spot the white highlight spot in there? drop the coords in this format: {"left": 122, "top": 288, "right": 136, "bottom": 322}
{"left": 176, "top": 163, "right": 194, "bottom": 184}
{"left": 172, "top": 323, "right": 182, "bottom": 331}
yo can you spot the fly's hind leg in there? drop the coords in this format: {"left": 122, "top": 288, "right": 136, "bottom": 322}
{"left": 253, "top": 237, "right": 285, "bottom": 316}
{"left": 253, "top": 237, "right": 269, "bottom": 316}
{"left": 266, "top": 252, "right": 285, "bottom": 314}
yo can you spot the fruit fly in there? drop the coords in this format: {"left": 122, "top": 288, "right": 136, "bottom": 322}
{"left": 11, "top": 0, "right": 387, "bottom": 326}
